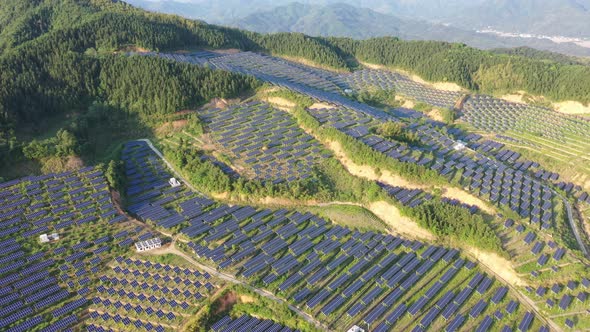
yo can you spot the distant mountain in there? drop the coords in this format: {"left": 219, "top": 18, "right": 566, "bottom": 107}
{"left": 127, "top": 0, "right": 590, "bottom": 39}
{"left": 229, "top": 2, "right": 590, "bottom": 57}
{"left": 380, "top": 0, "right": 590, "bottom": 38}
{"left": 232, "top": 2, "right": 403, "bottom": 39}
{"left": 490, "top": 46, "right": 590, "bottom": 65}
{"left": 123, "top": 0, "right": 277, "bottom": 23}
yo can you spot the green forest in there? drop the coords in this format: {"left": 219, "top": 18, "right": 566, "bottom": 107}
{"left": 327, "top": 37, "right": 590, "bottom": 103}
{"left": 2, "top": 0, "right": 590, "bottom": 179}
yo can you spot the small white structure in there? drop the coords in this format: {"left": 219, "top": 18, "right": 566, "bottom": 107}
{"left": 347, "top": 326, "right": 365, "bottom": 332}
{"left": 169, "top": 177, "right": 181, "bottom": 187}
{"left": 344, "top": 89, "right": 354, "bottom": 94}
{"left": 453, "top": 140, "right": 466, "bottom": 151}
{"left": 39, "top": 233, "right": 60, "bottom": 243}
{"left": 135, "top": 237, "right": 162, "bottom": 252}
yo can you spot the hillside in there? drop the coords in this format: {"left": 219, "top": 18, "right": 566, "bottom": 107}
{"left": 230, "top": 2, "right": 590, "bottom": 57}
{"left": 1, "top": 1, "right": 590, "bottom": 332}
{"left": 490, "top": 46, "right": 590, "bottom": 65}
{"left": 128, "top": 0, "right": 590, "bottom": 40}
{"left": 1, "top": 0, "right": 590, "bottom": 176}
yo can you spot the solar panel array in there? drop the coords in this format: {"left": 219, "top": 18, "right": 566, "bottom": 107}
{"left": 334, "top": 69, "right": 463, "bottom": 109}
{"left": 0, "top": 167, "right": 142, "bottom": 331}
{"left": 208, "top": 52, "right": 343, "bottom": 93}
{"left": 526, "top": 277, "right": 589, "bottom": 330}
{"left": 462, "top": 95, "right": 590, "bottom": 142}
{"left": 307, "top": 104, "right": 558, "bottom": 225}
{"left": 133, "top": 51, "right": 394, "bottom": 121}
{"left": 199, "top": 101, "right": 329, "bottom": 183}
{"left": 119, "top": 141, "right": 537, "bottom": 331}
{"left": 211, "top": 314, "right": 299, "bottom": 332}
{"left": 85, "top": 257, "right": 219, "bottom": 331}
{"left": 144, "top": 51, "right": 590, "bottom": 214}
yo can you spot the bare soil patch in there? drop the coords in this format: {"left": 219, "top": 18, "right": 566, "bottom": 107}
{"left": 500, "top": 91, "right": 527, "bottom": 104}
{"left": 467, "top": 246, "right": 525, "bottom": 286}
{"left": 427, "top": 108, "right": 444, "bottom": 122}
{"left": 309, "top": 102, "right": 335, "bottom": 110}
{"left": 395, "top": 95, "right": 415, "bottom": 109}
{"left": 265, "top": 97, "right": 296, "bottom": 111}
{"left": 359, "top": 62, "right": 463, "bottom": 92}
{"left": 553, "top": 100, "right": 590, "bottom": 114}
{"left": 66, "top": 156, "right": 84, "bottom": 169}
{"left": 369, "top": 201, "right": 435, "bottom": 240}
{"left": 202, "top": 97, "right": 229, "bottom": 110}
{"left": 328, "top": 140, "right": 494, "bottom": 214}
{"left": 442, "top": 188, "right": 495, "bottom": 214}
{"left": 239, "top": 295, "right": 256, "bottom": 304}
{"left": 155, "top": 120, "right": 188, "bottom": 135}
{"left": 213, "top": 291, "right": 238, "bottom": 315}
{"left": 171, "top": 119, "right": 188, "bottom": 129}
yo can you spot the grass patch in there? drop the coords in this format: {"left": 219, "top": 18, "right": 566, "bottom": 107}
{"left": 297, "top": 204, "right": 387, "bottom": 232}
{"left": 184, "top": 285, "right": 321, "bottom": 332}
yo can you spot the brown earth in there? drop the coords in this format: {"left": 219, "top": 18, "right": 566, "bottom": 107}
{"left": 467, "top": 246, "right": 525, "bottom": 286}
{"left": 369, "top": 201, "right": 435, "bottom": 240}
{"left": 427, "top": 108, "right": 444, "bottom": 122}
{"left": 266, "top": 97, "right": 296, "bottom": 109}
{"left": 309, "top": 102, "right": 335, "bottom": 110}
{"left": 213, "top": 291, "right": 238, "bottom": 315}
{"left": 327, "top": 140, "right": 495, "bottom": 214}
{"left": 359, "top": 61, "right": 463, "bottom": 92}
{"left": 553, "top": 101, "right": 590, "bottom": 114}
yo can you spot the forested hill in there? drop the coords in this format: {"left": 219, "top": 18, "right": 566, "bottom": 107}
{"left": 326, "top": 37, "right": 590, "bottom": 104}
{"left": 0, "top": 0, "right": 347, "bottom": 127}
{"left": 2, "top": 0, "right": 590, "bottom": 133}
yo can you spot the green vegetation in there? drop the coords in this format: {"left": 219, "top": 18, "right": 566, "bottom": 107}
{"left": 375, "top": 121, "right": 420, "bottom": 145}
{"left": 104, "top": 159, "right": 125, "bottom": 192}
{"left": 287, "top": 99, "right": 447, "bottom": 186}
{"left": 185, "top": 285, "right": 320, "bottom": 332}
{"left": 162, "top": 130, "right": 385, "bottom": 204}
{"left": 327, "top": 37, "right": 590, "bottom": 104}
{"left": 262, "top": 88, "right": 314, "bottom": 108}
{"left": 403, "top": 201, "right": 503, "bottom": 253}
{"left": 297, "top": 204, "right": 387, "bottom": 232}
{"left": 491, "top": 46, "right": 590, "bottom": 66}
{"left": 350, "top": 88, "right": 400, "bottom": 108}
{"left": 439, "top": 108, "right": 456, "bottom": 124}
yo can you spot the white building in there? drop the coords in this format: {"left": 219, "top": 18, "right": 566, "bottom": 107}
{"left": 135, "top": 237, "right": 162, "bottom": 252}
{"left": 169, "top": 177, "right": 181, "bottom": 187}
{"left": 453, "top": 140, "right": 466, "bottom": 151}
{"left": 347, "top": 326, "right": 365, "bottom": 332}
{"left": 39, "top": 233, "right": 60, "bottom": 243}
